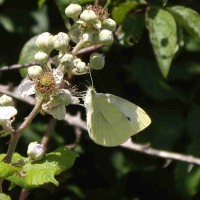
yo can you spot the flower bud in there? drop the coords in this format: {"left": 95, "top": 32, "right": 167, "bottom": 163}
{"left": 99, "top": 29, "right": 114, "bottom": 45}
{"left": 69, "top": 26, "right": 81, "bottom": 44}
{"left": 76, "top": 61, "right": 87, "bottom": 73}
{"left": 73, "top": 58, "right": 82, "bottom": 66}
{"left": 27, "top": 142, "right": 45, "bottom": 161}
{"left": 53, "top": 32, "right": 70, "bottom": 51}
{"left": 59, "top": 53, "right": 74, "bottom": 65}
{"left": 65, "top": 4, "right": 82, "bottom": 20}
{"left": 0, "top": 95, "right": 14, "bottom": 106}
{"left": 28, "top": 65, "right": 43, "bottom": 79}
{"left": 89, "top": 53, "right": 105, "bottom": 70}
{"left": 80, "top": 10, "right": 97, "bottom": 23}
{"left": 54, "top": 89, "right": 72, "bottom": 105}
{"left": 102, "top": 18, "right": 117, "bottom": 31}
{"left": 34, "top": 51, "right": 49, "bottom": 63}
{"left": 36, "top": 32, "right": 54, "bottom": 53}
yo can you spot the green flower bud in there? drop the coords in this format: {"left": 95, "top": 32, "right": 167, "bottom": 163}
{"left": 102, "top": 18, "right": 117, "bottom": 31}
{"left": 89, "top": 53, "right": 105, "bottom": 70}
{"left": 99, "top": 29, "right": 114, "bottom": 45}
{"left": 69, "top": 25, "right": 81, "bottom": 44}
{"left": 80, "top": 10, "right": 97, "bottom": 23}
{"left": 53, "top": 32, "right": 70, "bottom": 51}
{"left": 0, "top": 95, "right": 14, "bottom": 106}
{"left": 27, "top": 142, "right": 45, "bottom": 161}
{"left": 65, "top": 4, "right": 82, "bottom": 20}
{"left": 36, "top": 32, "right": 54, "bottom": 54}
{"left": 54, "top": 89, "right": 72, "bottom": 105}
{"left": 34, "top": 51, "right": 49, "bottom": 63}
{"left": 28, "top": 65, "right": 43, "bottom": 79}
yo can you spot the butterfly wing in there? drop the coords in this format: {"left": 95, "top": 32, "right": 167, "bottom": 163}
{"left": 87, "top": 94, "right": 133, "bottom": 147}
{"left": 105, "top": 93, "right": 151, "bottom": 134}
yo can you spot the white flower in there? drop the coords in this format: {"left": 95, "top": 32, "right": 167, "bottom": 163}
{"left": 18, "top": 69, "right": 80, "bottom": 120}
{"left": 0, "top": 106, "right": 17, "bottom": 120}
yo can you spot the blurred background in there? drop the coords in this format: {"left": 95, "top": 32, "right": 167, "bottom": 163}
{"left": 1, "top": 0, "right": 200, "bottom": 199}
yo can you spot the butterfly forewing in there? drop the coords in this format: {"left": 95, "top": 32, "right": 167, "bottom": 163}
{"left": 106, "top": 94, "right": 151, "bottom": 133}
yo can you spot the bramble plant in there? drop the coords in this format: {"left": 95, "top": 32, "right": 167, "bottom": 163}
{"left": 0, "top": 3, "right": 117, "bottom": 199}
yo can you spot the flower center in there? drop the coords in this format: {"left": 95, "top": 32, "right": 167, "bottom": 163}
{"left": 35, "top": 71, "right": 57, "bottom": 96}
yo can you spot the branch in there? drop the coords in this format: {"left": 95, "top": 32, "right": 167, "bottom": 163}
{"left": 0, "top": 62, "right": 38, "bottom": 72}
{"left": 0, "top": 84, "right": 35, "bottom": 105}
{"left": 121, "top": 139, "right": 200, "bottom": 166}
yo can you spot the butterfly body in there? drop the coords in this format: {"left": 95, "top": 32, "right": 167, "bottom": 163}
{"left": 84, "top": 87, "right": 151, "bottom": 147}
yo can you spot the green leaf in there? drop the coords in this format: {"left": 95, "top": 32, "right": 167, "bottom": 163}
{"left": 0, "top": 15, "right": 15, "bottom": 33}
{"left": 147, "top": 8, "right": 177, "bottom": 77}
{"left": 169, "top": 62, "right": 200, "bottom": 81}
{"left": 130, "top": 58, "right": 186, "bottom": 101}
{"left": 112, "top": 2, "right": 139, "bottom": 24}
{"left": 18, "top": 36, "right": 38, "bottom": 76}
{"left": 121, "top": 13, "right": 145, "bottom": 46}
{"left": 168, "top": 6, "right": 200, "bottom": 44}
{"left": 187, "top": 104, "right": 200, "bottom": 139}
{"left": 38, "top": 0, "right": 47, "bottom": 8}
{"left": 0, "top": 147, "right": 78, "bottom": 189}
{"left": 0, "top": 193, "right": 11, "bottom": 200}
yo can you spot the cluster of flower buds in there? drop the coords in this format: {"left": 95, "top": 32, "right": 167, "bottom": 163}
{"left": 0, "top": 94, "right": 17, "bottom": 137}
{"left": 18, "top": 3, "right": 117, "bottom": 120}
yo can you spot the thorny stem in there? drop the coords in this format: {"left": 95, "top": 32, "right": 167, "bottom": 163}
{"left": 4, "top": 96, "right": 44, "bottom": 164}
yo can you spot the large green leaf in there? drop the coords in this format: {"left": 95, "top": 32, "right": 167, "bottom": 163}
{"left": 168, "top": 6, "right": 200, "bottom": 44}
{"left": 0, "top": 147, "right": 78, "bottom": 189}
{"left": 112, "top": 2, "right": 139, "bottom": 24}
{"left": 0, "top": 193, "right": 11, "bottom": 200}
{"left": 130, "top": 59, "right": 185, "bottom": 101}
{"left": 18, "top": 36, "right": 38, "bottom": 76}
{"left": 147, "top": 8, "right": 177, "bottom": 77}
{"left": 120, "top": 13, "right": 145, "bottom": 46}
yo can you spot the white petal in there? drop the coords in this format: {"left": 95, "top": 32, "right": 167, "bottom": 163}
{"left": 53, "top": 69, "right": 63, "bottom": 84}
{"left": 18, "top": 80, "right": 35, "bottom": 97}
{"left": 0, "top": 106, "right": 17, "bottom": 119}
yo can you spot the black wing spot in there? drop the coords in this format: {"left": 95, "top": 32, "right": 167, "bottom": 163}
{"left": 126, "top": 117, "right": 131, "bottom": 121}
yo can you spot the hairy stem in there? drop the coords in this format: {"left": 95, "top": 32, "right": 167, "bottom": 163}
{"left": 4, "top": 97, "right": 44, "bottom": 163}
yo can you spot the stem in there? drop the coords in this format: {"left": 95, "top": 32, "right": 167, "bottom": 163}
{"left": 4, "top": 97, "right": 44, "bottom": 163}
{"left": 72, "top": 39, "right": 86, "bottom": 56}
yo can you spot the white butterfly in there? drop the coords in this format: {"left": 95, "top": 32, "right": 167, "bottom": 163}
{"left": 84, "top": 87, "right": 151, "bottom": 147}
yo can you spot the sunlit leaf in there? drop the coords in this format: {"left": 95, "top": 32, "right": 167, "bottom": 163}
{"left": 112, "top": 2, "right": 139, "bottom": 24}
{"left": 0, "top": 193, "right": 11, "bottom": 200}
{"left": 168, "top": 6, "right": 200, "bottom": 44}
{"left": 0, "top": 147, "right": 78, "bottom": 189}
{"left": 147, "top": 8, "right": 177, "bottom": 77}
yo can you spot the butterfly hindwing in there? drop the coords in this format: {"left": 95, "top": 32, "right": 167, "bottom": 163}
{"left": 88, "top": 93, "right": 132, "bottom": 146}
